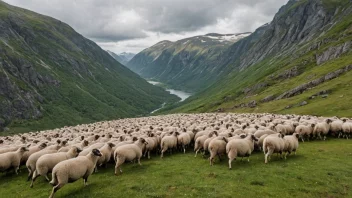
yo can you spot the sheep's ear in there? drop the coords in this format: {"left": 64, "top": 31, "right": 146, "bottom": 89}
{"left": 251, "top": 135, "right": 258, "bottom": 141}
{"left": 140, "top": 138, "right": 145, "bottom": 143}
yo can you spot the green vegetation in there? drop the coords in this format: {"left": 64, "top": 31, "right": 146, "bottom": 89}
{"left": 162, "top": 1, "right": 352, "bottom": 118}
{"left": 0, "top": 1, "right": 178, "bottom": 135}
{"left": 0, "top": 139, "right": 351, "bottom": 197}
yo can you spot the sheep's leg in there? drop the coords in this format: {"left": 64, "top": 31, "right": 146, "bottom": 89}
{"left": 247, "top": 155, "right": 250, "bottom": 162}
{"left": 228, "top": 158, "right": 234, "bottom": 169}
{"left": 241, "top": 157, "right": 243, "bottom": 162}
{"left": 301, "top": 137, "right": 304, "bottom": 142}
{"left": 30, "top": 171, "right": 40, "bottom": 188}
{"left": 148, "top": 151, "right": 151, "bottom": 159}
{"left": 218, "top": 154, "right": 222, "bottom": 162}
{"left": 138, "top": 158, "right": 142, "bottom": 166}
{"left": 49, "top": 183, "right": 64, "bottom": 198}
{"left": 265, "top": 149, "right": 273, "bottom": 164}
{"left": 323, "top": 136, "right": 326, "bottom": 141}
{"left": 14, "top": 166, "right": 19, "bottom": 175}
{"left": 183, "top": 145, "right": 186, "bottom": 154}
{"left": 27, "top": 168, "right": 32, "bottom": 181}
{"left": 195, "top": 149, "right": 199, "bottom": 157}
{"left": 83, "top": 177, "right": 89, "bottom": 187}
{"left": 45, "top": 174, "right": 50, "bottom": 181}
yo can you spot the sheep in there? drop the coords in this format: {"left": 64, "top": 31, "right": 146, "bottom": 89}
{"left": 342, "top": 119, "right": 352, "bottom": 139}
{"left": 21, "top": 143, "right": 47, "bottom": 164}
{"left": 313, "top": 119, "right": 332, "bottom": 140}
{"left": 96, "top": 143, "right": 115, "bottom": 170}
{"left": 254, "top": 129, "right": 276, "bottom": 138}
{"left": 0, "top": 147, "right": 29, "bottom": 174}
{"left": 49, "top": 149, "right": 103, "bottom": 198}
{"left": 330, "top": 120, "right": 343, "bottom": 137}
{"left": 58, "top": 140, "right": 88, "bottom": 152}
{"left": 209, "top": 136, "right": 228, "bottom": 166}
{"left": 30, "top": 147, "right": 82, "bottom": 188}
{"left": 114, "top": 138, "right": 148, "bottom": 175}
{"left": 79, "top": 143, "right": 105, "bottom": 156}
{"left": 26, "top": 149, "right": 58, "bottom": 181}
{"left": 295, "top": 124, "right": 315, "bottom": 142}
{"left": 160, "top": 132, "right": 179, "bottom": 158}
{"left": 194, "top": 135, "right": 208, "bottom": 157}
{"left": 263, "top": 133, "right": 285, "bottom": 164}
{"left": 283, "top": 133, "right": 299, "bottom": 158}
{"left": 177, "top": 132, "right": 191, "bottom": 153}
{"left": 226, "top": 134, "right": 258, "bottom": 169}
{"left": 143, "top": 133, "right": 157, "bottom": 159}
{"left": 203, "top": 131, "right": 218, "bottom": 155}
{"left": 44, "top": 140, "right": 67, "bottom": 151}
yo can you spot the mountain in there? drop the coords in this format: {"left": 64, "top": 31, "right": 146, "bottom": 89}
{"left": 162, "top": 0, "right": 352, "bottom": 117}
{"left": 0, "top": 1, "right": 178, "bottom": 133}
{"left": 107, "top": 51, "right": 135, "bottom": 65}
{"left": 127, "top": 33, "right": 251, "bottom": 92}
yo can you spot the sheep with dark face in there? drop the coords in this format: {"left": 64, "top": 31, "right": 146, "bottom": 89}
{"left": 263, "top": 133, "right": 285, "bottom": 164}
{"left": 313, "top": 119, "right": 333, "bottom": 140}
{"left": 49, "top": 149, "right": 102, "bottom": 198}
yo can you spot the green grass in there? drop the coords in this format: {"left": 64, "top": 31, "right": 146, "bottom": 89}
{"left": 1, "top": 139, "right": 352, "bottom": 197}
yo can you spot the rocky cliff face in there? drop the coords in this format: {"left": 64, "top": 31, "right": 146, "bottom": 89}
{"left": 0, "top": 2, "right": 177, "bottom": 132}
{"left": 163, "top": 0, "right": 352, "bottom": 117}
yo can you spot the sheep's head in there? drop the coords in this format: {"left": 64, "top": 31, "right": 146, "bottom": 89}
{"left": 33, "top": 140, "right": 40, "bottom": 144}
{"left": 183, "top": 128, "right": 186, "bottom": 132}
{"left": 228, "top": 133, "right": 233, "bottom": 137}
{"left": 75, "top": 147, "right": 82, "bottom": 154}
{"left": 132, "top": 137, "right": 138, "bottom": 141}
{"left": 174, "top": 132, "right": 180, "bottom": 136}
{"left": 294, "top": 133, "right": 299, "bottom": 139}
{"left": 83, "top": 140, "right": 89, "bottom": 147}
{"left": 250, "top": 134, "right": 258, "bottom": 142}
{"left": 40, "top": 143, "right": 47, "bottom": 149}
{"left": 326, "top": 119, "right": 332, "bottom": 124}
{"left": 56, "top": 139, "right": 61, "bottom": 144}
{"left": 92, "top": 149, "right": 102, "bottom": 157}
{"left": 140, "top": 138, "right": 148, "bottom": 145}
{"left": 20, "top": 147, "right": 29, "bottom": 152}
{"left": 61, "top": 140, "right": 68, "bottom": 146}
{"left": 342, "top": 119, "right": 347, "bottom": 123}
{"left": 108, "top": 142, "right": 115, "bottom": 148}
{"left": 278, "top": 133, "right": 284, "bottom": 139}
{"left": 255, "top": 125, "right": 259, "bottom": 130}
{"left": 311, "top": 124, "right": 316, "bottom": 128}
{"left": 0, "top": 139, "right": 3, "bottom": 144}
{"left": 242, "top": 125, "right": 246, "bottom": 130}
{"left": 240, "top": 134, "right": 246, "bottom": 139}
{"left": 94, "top": 135, "right": 100, "bottom": 140}
{"left": 222, "top": 137, "right": 228, "bottom": 143}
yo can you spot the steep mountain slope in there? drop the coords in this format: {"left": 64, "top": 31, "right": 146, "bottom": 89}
{"left": 127, "top": 33, "right": 250, "bottom": 92}
{"left": 107, "top": 51, "right": 135, "bottom": 65}
{"left": 163, "top": 0, "right": 352, "bottom": 117}
{"left": 0, "top": 1, "right": 178, "bottom": 133}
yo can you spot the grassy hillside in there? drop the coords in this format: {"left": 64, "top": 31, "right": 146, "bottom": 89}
{"left": 0, "top": 1, "right": 178, "bottom": 134}
{"left": 162, "top": 0, "right": 352, "bottom": 117}
{"left": 0, "top": 139, "right": 351, "bottom": 197}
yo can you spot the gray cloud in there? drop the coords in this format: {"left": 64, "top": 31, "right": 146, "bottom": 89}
{"left": 3, "top": 0, "right": 288, "bottom": 53}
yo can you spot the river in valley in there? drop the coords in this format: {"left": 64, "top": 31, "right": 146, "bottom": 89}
{"left": 148, "top": 81, "right": 192, "bottom": 113}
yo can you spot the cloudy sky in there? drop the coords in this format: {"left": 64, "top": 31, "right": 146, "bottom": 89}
{"left": 3, "top": 0, "right": 288, "bottom": 54}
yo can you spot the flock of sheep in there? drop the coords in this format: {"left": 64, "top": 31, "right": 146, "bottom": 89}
{"left": 0, "top": 113, "right": 351, "bottom": 198}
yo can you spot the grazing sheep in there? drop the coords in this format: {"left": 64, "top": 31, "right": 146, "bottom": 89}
{"left": 263, "top": 133, "right": 285, "bottom": 164}
{"left": 160, "top": 132, "right": 179, "bottom": 158}
{"left": 177, "top": 132, "right": 191, "bottom": 154}
{"left": 30, "top": 147, "right": 82, "bottom": 188}
{"left": 209, "top": 137, "right": 228, "bottom": 166}
{"left": 26, "top": 149, "right": 58, "bottom": 181}
{"left": 49, "top": 149, "right": 102, "bottom": 198}
{"left": 21, "top": 143, "right": 47, "bottom": 164}
{"left": 295, "top": 124, "right": 315, "bottom": 142}
{"left": 226, "top": 134, "right": 258, "bottom": 169}
{"left": 114, "top": 138, "right": 148, "bottom": 175}
{"left": 313, "top": 119, "right": 332, "bottom": 140}
{"left": 283, "top": 133, "right": 299, "bottom": 158}
{"left": 0, "top": 147, "right": 29, "bottom": 174}
{"left": 194, "top": 135, "right": 208, "bottom": 157}
{"left": 96, "top": 143, "right": 115, "bottom": 170}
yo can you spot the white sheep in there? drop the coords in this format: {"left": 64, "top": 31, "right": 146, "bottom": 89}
{"left": 209, "top": 136, "right": 228, "bottom": 166}
{"left": 0, "top": 147, "right": 29, "bottom": 174}
{"left": 263, "top": 133, "right": 285, "bottom": 164}
{"left": 114, "top": 138, "right": 148, "bottom": 175}
{"left": 160, "top": 132, "right": 179, "bottom": 158}
{"left": 49, "top": 149, "right": 103, "bottom": 198}
{"left": 313, "top": 119, "right": 332, "bottom": 140}
{"left": 26, "top": 149, "right": 57, "bottom": 181}
{"left": 283, "top": 133, "right": 299, "bottom": 158}
{"left": 226, "top": 134, "right": 258, "bottom": 169}
{"left": 30, "top": 147, "right": 82, "bottom": 188}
